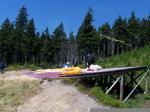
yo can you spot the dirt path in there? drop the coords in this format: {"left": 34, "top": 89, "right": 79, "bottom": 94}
{"left": 0, "top": 70, "right": 37, "bottom": 81}
{"left": 17, "top": 80, "right": 103, "bottom": 112}
{"left": 1, "top": 70, "right": 103, "bottom": 112}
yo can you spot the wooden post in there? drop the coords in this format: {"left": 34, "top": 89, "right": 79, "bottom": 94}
{"left": 120, "top": 74, "right": 124, "bottom": 100}
{"left": 144, "top": 75, "right": 148, "bottom": 94}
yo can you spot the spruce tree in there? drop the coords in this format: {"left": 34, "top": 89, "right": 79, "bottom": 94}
{"left": 0, "top": 18, "right": 14, "bottom": 64}
{"left": 51, "top": 23, "right": 67, "bottom": 66}
{"left": 140, "top": 18, "right": 148, "bottom": 46}
{"left": 14, "top": 6, "right": 28, "bottom": 64}
{"left": 113, "top": 16, "right": 127, "bottom": 41}
{"left": 68, "top": 32, "right": 77, "bottom": 65}
{"left": 145, "top": 14, "right": 150, "bottom": 44}
{"left": 34, "top": 32, "right": 42, "bottom": 65}
{"left": 100, "top": 22, "right": 111, "bottom": 35}
{"left": 77, "top": 8, "right": 99, "bottom": 62}
{"left": 99, "top": 22, "right": 112, "bottom": 57}
{"left": 40, "top": 27, "right": 50, "bottom": 64}
{"left": 25, "top": 19, "right": 36, "bottom": 63}
{"left": 112, "top": 16, "right": 128, "bottom": 53}
{"left": 140, "top": 14, "right": 150, "bottom": 46}
{"left": 127, "top": 12, "right": 140, "bottom": 49}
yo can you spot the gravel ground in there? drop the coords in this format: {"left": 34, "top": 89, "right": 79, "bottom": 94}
{"left": 17, "top": 80, "right": 103, "bottom": 112}
{"left": 0, "top": 70, "right": 103, "bottom": 112}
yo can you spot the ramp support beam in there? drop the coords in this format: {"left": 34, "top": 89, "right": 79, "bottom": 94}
{"left": 105, "top": 68, "right": 149, "bottom": 103}
{"left": 120, "top": 74, "right": 124, "bottom": 100}
{"left": 123, "top": 69, "right": 149, "bottom": 103}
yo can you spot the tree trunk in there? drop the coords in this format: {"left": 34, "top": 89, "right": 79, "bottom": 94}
{"left": 103, "top": 40, "right": 106, "bottom": 58}
{"left": 110, "top": 41, "right": 114, "bottom": 57}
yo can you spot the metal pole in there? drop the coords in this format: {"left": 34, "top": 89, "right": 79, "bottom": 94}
{"left": 123, "top": 69, "right": 149, "bottom": 103}
{"left": 120, "top": 74, "right": 124, "bottom": 100}
{"left": 105, "top": 76, "right": 121, "bottom": 94}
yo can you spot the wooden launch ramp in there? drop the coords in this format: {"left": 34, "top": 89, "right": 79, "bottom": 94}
{"left": 59, "top": 66, "right": 149, "bottom": 103}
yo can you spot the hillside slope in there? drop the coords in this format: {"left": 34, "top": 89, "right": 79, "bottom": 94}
{"left": 97, "top": 45, "right": 150, "bottom": 68}
{"left": 96, "top": 45, "right": 150, "bottom": 107}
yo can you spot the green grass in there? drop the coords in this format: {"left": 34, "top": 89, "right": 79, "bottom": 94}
{"left": 89, "top": 87, "right": 125, "bottom": 107}
{"left": 97, "top": 45, "right": 150, "bottom": 68}
{"left": 125, "top": 92, "right": 150, "bottom": 108}
{"left": 0, "top": 80, "right": 41, "bottom": 111}
{"left": 96, "top": 45, "right": 150, "bottom": 107}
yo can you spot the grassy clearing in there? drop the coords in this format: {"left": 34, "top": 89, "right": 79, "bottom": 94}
{"left": 0, "top": 80, "right": 41, "bottom": 111}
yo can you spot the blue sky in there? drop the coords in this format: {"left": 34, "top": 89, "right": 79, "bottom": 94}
{"left": 0, "top": 0, "right": 150, "bottom": 36}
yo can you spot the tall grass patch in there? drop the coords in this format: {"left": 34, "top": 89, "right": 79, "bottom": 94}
{"left": 0, "top": 80, "right": 40, "bottom": 111}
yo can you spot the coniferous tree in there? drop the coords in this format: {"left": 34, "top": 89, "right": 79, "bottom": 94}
{"left": 14, "top": 6, "right": 28, "bottom": 64}
{"left": 139, "top": 14, "right": 150, "bottom": 46}
{"left": 113, "top": 16, "right": 127, "bottom": 41}
{"left": 77, "top": 8, "right": 99, "bottom": 63}
{"left": 112, "top": 16, "right": 128, "bottom": 54}
{"left": 51, "top": 23, "right": 67, "bottom": 66}
{"left": 100, "top": 22, "right": 111, "bottom": 35}
{"left": 145, "top": 14, "right": 150, "bottom": 44}
{"left": 0, "top": 18, "right": 14, "bottom": 64}
{"left": 40, "top": 28, "right": 51, "bottom": 64}
{"left": 25, "top": 19, "right": 36, "bottom": 63}
{"left": 140, "top": 18, "right": 148, "bottom": 46}
{"left": 68, "top": 32, "right": 78, "bottom": 65}
{"left": 99, "top": 22, "right": 111, "bottom": 57}
{"left": 127, "top": 12, "right": 140, "bottom": 49}
{"left": 35, "top": 32, "right": 42, "bottom": 65}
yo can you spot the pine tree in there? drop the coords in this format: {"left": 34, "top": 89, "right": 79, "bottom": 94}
{"left": 51, "top": 23, "right": 67, "bottom": 66}
{"left": 127, "top": 12, "right": 140, "bottom": 49}
{"left": 140, "top": 14, "right": 150, "bottom": 46}
{"left": 112, "top": 16, "right": 128, "bottom": 54}
{"left": 145, "top": 14, "right": 150, "bottom": 44}
{"left": 25, "top": 19, "right": 36, "bottom": 63}
{"left": 14, "top": 6, "right": 28, "bottom": 64}
{"left": 34, "top": 32, "right": 42, "bottom": 65}
{"left": 113, "top": 16, "right": 127, "bottom": 41}
{"left": 68, "top": 32, "right": 77, "bottom": 65}
{"left": 140, "top": 18, "right": 148, "bottom": 46}
{"left": 100, "top": 22, "right": 111, "bottom": 35}
{"left": 77, "top": 8, "right": 99, "bottom": 63}
{"left": 0, "top": 18, "right": 14, "bottom": 64}
{"left": 99, "top": 22, "right": 112, "bottom": 57}
{"left": 40, "top": 27, "right": 51, "bottom": 64}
